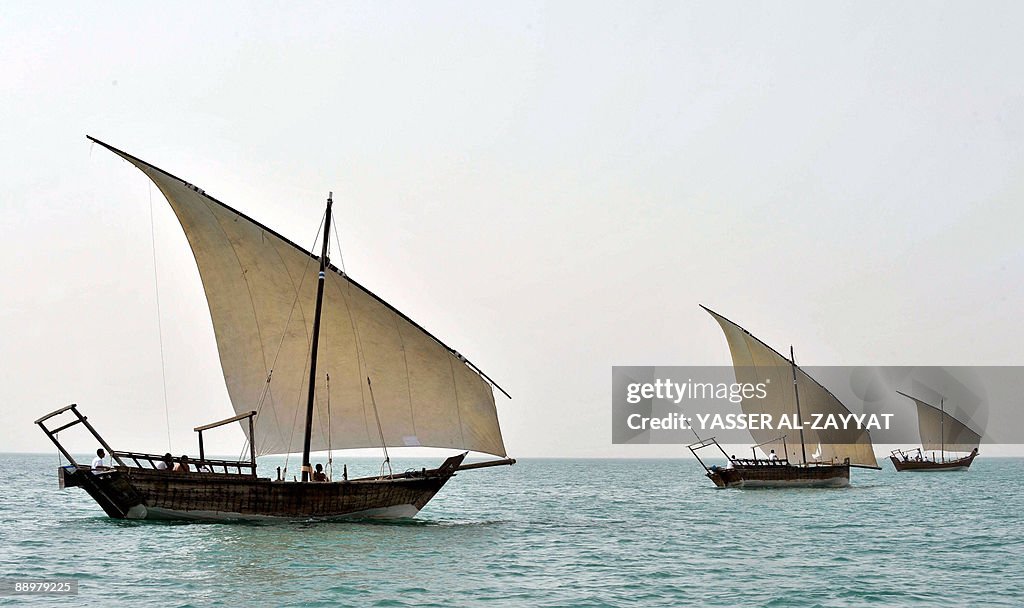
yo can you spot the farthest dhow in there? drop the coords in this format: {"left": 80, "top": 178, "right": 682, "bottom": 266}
{"left": 890, "top": 391, "right": 980, "bottom": 471}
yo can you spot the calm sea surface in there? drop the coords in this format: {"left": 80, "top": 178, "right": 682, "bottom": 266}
{"left": 0, "top": 453, "right": 1021, "bottom": 607}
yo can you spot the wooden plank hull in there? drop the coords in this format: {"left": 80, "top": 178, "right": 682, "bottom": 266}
{"left": 59, "top": 455, "right": 464, "bottom": 521}
{"left": 890, "top": 450, "right": 977, "bottom": 472}
{"left": 706, "top": 463, "right": 850, "bottom": 488}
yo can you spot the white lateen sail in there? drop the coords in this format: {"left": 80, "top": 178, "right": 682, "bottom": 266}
{"left": 91, "top": 137, "right": 508, "bottom": 458}
{"left": 702, "top": 306, "right": 878, "bottom": 468}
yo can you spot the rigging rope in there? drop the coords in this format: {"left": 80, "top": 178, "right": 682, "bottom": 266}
{"left": 331, "top": 211, "right": 346, "bottom": 274}
{"left": 149, "top": 183, "right": 173, "bottom": 452}
{"left": 327, "top": 373, "right": 333, "bottom": 480}
{"left": 325, "top": 192, "right": 401, "bottom": 477}
{"left": 334, "top": 219, "right": 374, "bottom": 463}
{"left": 367, "top": 377, "right": 392, "bottom": 478}
{"left": 282, "top": 343, "right": 311, "bottom": 479}
{"left": 258, "top": 212, "right": 325, "bottom": 446}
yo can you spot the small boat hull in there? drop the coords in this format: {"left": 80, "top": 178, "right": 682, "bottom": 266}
{"left": 890, "top": 449, "right": 977, "bottom": 472}
{"left": 59, "top": 453, "right": 465, "bottom": 521}
{"left": 706, "top": 463, "right": 850, "bottom": 489}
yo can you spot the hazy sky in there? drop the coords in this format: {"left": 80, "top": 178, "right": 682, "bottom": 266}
{"left": 2, "top": 2, "right": 1023, "bottom": 458}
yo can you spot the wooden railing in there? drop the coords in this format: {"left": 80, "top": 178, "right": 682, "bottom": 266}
{"left": 111, "top": 450, "right": 256, "bottom": 476}
{"left": 730, "top": 457, "right": 793, "bottom": 466}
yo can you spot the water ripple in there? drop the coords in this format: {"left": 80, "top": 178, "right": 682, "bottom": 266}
{"left": 0, "top": 455, "right": 1021, "bottom": 606}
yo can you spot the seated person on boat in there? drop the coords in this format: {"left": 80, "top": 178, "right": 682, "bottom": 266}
{"left": 91, "top": 448, "right": 110, "bottom": 471}
{"left": 173, "top": 455, "right": 191, "bottom": 472}
{"left": 312, "top": 463, "right": 329, "bottom": 482}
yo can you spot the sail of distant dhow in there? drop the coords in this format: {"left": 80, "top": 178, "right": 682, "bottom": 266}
{"left": 35, "top": 136, "right": 514, "bottom": 521}
{"left": 890, "top": 392, "right": 980, "bottom": 472}
{"left": 688, "top": 305, "right": 880, "bottom": 488}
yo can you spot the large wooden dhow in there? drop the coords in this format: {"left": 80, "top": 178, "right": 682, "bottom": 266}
{"left": 689, "top": 306, "right": 881, "bottom": 488}
{"left": 890, "top": 391, "right": 980, "bottom": 472}
{"left": 37, "top": 137, "right": 514, "bottom": 521}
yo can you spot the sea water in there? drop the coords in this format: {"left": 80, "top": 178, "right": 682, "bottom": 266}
{"left": 0, "top": 454, "right": 1021, "bottom": 607}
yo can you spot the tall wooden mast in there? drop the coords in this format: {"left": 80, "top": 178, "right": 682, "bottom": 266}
{"left": 790, "top": 345, "right": 808, "bottom": 465}
{"left": 940, "top": 398, "right": 945, "bottom": 463}
{"left": 301, "top": 193, "right": 333, "bottom": 482}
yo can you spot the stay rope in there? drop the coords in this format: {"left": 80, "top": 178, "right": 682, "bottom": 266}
{"left": 327, "top": 373, "right": 333, "bottom": 480}
{"left": 331, "top": 212, "right": 346, "bottom": 274}
{"left": 149, "top": 182, "right": 173, "bottom": 453}
{"left": 330, "top": 212, "right": 387, "bottom": 475}
{"left": 367, "top": 377, "right": 392, "bottom": 478}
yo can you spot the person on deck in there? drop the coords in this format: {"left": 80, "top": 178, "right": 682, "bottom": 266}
{"left": 312, "top": 463, "right": 329, "bottom": 482}
{"left": 768, "top": 449, "right": 779, "bottom": 462}
{"left": 91, "top": 448, "right": 109, "bottom": 471}
{"left": 174, "top": 455, "right": 191, "bottom": 472}
{"left": 156, "top": 453, "right": 173, "bottom": 470}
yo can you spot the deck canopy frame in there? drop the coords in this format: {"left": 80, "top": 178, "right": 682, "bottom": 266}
{"left": 750, "top": 435, "right": 790, "bottom": 463}
{"left": 687, "top": 437, "right": 731, "bottom": 474}
{"left": 35, "top": 404, "right": 125, "bottom": 468}
{"left": 35, "top": 404, "right": 259, "bottom": 475}
{"left": 194, "top": 410, "right": 257, "bottom": 474}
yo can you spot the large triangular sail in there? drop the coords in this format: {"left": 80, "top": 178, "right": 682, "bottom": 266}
{"left": 90, "top": 137, "right": 508, "bottom": 457}
{"left": 898, "top": 392, "right": 981, "bottom": 454}
{"left": 703, "top": 306, "right": 879, "bottom": 468}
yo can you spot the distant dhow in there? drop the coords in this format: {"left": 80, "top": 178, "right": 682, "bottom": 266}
{"left": 689, "top": 306, "right": 881, "bottom": 488}
{"left": 890, "top": 392, "right": 980, "bottom": 472}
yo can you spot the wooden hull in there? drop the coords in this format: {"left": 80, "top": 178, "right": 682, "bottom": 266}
{"left": 59, "top": 454, "right": 465, "bottom": 521}
{"left": 706, "top": 463, "right": 850, "bottom": 489}
{"left": 890, "top": 450, "right": 977, "bottom": 472}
